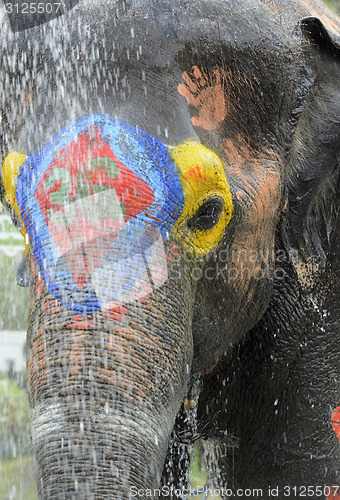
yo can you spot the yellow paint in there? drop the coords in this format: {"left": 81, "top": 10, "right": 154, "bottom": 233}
{"left": 2, "top": 152, "right": 29, "bottom": 249}
{"left": 170, "top": 141, "right": 233, "bottom": 256}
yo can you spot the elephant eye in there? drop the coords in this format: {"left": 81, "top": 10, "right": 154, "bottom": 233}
{"left": 188, "top": 197, "right": 224, "bottom": 231}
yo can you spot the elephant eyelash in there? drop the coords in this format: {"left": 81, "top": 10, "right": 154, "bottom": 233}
{"left": 187, "top": 196, "right": 224, "bottom": 231}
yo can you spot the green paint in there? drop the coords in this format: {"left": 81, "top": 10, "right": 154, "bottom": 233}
{"left": 92, "top": 183, "right": 111, "bottom": 195}
{"left": 45, "top": 157, "right": 125, "bottom": 225}
{"left": 45, "top": 167, "right": 72, "bottom": 205}
{"left": 90, "top": 157, "right": 119, "bottom": 179}
{"left": 76, "top": 176, "right": 92, "bottom": 199}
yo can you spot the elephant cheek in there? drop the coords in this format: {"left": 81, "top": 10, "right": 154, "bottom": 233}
{"left": 26, "top": 275, "right": 193, "bottom": 497}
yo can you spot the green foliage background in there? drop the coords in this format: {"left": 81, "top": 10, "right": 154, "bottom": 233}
{"left": 325, "top": 0, "right": 340, "bottom": 13}
{"left": 0, "top": 252, "right": 29, "bottom": 331}
{"left": 0, "top": 380, "right": 30, "bottom": 459}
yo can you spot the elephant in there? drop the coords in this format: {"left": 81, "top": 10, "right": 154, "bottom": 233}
{"left": 0, "top": 0, "right": 339, "bottom": 497}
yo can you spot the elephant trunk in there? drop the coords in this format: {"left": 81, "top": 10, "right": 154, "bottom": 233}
{"left": 27, "top": 271, "right": 192, "bottom": 499}
{"left": 29, "top": 401, "right": 165, "bottom": 498}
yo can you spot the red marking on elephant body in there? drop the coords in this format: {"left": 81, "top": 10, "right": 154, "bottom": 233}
{"left": 178, "top": 66, "right": 253, "bottom": 132}
{"left": 178, "top": 66, "right": 228, "bottom": 130}
{"left": 30, "top": 255, "right": 36, "bottom": 274}
{"left": 137, "top": 295, "right": 148, "bottom": 304}
{"left": 36, "top": 129, "right": 153, "bottom": 219}
{"left": 66, "top": 315, "right": 94, "bottom": 330}
{"left": 69, "top": 331, "right": 86, "bottom": 376}
{"left": 36, "top": 275, "right": 44, "bottom": 295}
{"left": 203, "top": 359, "right": 219, "bottom": 375}
{"left": 103, "top": 304, "right": 127, "bottom": 321}
{"left": 44, "top": 299, "right": 61, "bottom": 315}
{"left": 327, "top": 487, "right": 340, "bottom": 500}
{"left": 331, "top": 407, "right": 340, "bottom": 443}
{"left": 27, "top": 325, "right": 48, "bottom": 389}
{"left": 166, "top": 241, "right": 179, "bottom": 265}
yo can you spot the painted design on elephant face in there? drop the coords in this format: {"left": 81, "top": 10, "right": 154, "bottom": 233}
{"left": 170, "top": 141, "right": 233, "bottom": 256}
{"left": 34, "top": 128, "right": 156, "bottom": 289}
{"left": 11, "top": 116, "right": 184, "bottom": 313}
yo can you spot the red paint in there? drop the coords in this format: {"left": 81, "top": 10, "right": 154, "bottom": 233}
{"left": 36, "top": 275, "right": 44, "bottom": 295}
{"left": 166, "top": 241, "right": 179, "bottom": 265}
{"left": 66, "top": 314, "right": 94, "bottom": 330}
{"left": 331, "top": 407, "right": 340, "bottom": 443}
{"left": 34, "top": 127, "right": 155, "bottom": 288}
{"left": 203, "top": 360, "right": 219, "bottom": 375}
{"left": 327, "top": 487, "right": 340, "bottom": 500}
{"left": 104, "top": 304, "right": 127, "bottom": 322}
{"left": 178, "top": 65, "right": 228, "bottom": 130}
{"left": 44, "top": 299, "right": 61, "bottom": 315}
{"left": 36, "top": 128, "right": 155, "bottom": 221}
{"left": 137, "top": 295, "right": 148, "bottom": 305}
{"left": 30, "top": 255, "right": 36, "bottom": 274}
{"left": 325, "top": 409, "right": 340, "bottom": 500}
{"left": 185, "top": 165, "right": 205, "bottom": 180}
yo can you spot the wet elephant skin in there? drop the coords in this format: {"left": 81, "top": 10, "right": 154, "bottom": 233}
{"left": 0, "top": 0, "right": 339, "bottom": 498}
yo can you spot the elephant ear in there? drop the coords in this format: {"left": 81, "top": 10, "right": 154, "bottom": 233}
{"left": 282, "top": 15, "right": 340, "bottom": 292}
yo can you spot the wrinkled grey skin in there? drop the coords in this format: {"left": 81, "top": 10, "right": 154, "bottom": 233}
{"left": 0, "top": 0, "right": 339, "bottom": 498}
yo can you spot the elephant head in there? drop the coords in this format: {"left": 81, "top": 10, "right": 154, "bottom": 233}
{"left": 0, "top": 0, "right": 339, "bottom": 497}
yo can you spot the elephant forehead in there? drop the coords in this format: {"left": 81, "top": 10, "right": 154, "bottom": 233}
{"left": 17, "top": 115, "right": 184, "bottom": 235}
{"left": 13, "top": 116, "right": 185, "bottom": 313}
